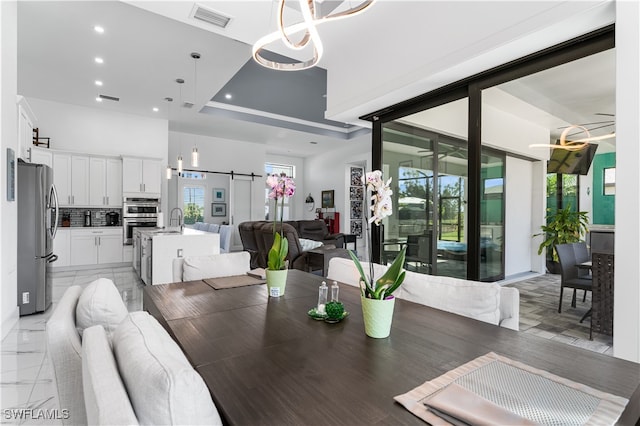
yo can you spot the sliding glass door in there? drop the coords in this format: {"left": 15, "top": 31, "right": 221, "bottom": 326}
{"left": 382, "top": 98, "right": 473, "bottom": 279}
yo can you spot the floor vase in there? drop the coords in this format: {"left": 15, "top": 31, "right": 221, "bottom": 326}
{"left": 266, "top": 269, "right": 287, "bottom": 297}
{"left": 361, "top": 296, "right": 395, "bottom": 338}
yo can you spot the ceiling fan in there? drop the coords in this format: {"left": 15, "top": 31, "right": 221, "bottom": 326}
{"left": 558, "top": 113, "right": 615, "bottom": 139}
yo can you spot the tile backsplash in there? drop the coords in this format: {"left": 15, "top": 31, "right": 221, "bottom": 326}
{"left": 58, "top": 208, "right": 122, "bottom": 227}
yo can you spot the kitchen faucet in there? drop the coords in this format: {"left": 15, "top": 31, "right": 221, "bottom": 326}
{"left": 170, "top": 207, "right": 183, "bottom": 231}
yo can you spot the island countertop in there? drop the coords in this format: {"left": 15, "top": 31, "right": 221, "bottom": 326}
{"left": 141, "top": 227, "right": 220, "bottom": 285}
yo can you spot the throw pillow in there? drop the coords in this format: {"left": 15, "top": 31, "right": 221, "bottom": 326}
{"left": 82, "top": 325, "right": 138, "bottom": 425}
{"left": 75, "top": 278, "right": 128, "bottom": 340}
{"left": 299, "top": 238, "right": 324, "bottom": 251}
{"left": 112, "top": 312, "right": 222, "bottom": 425}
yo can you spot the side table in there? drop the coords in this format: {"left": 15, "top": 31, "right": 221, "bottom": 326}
{"left": 344, "top": 234, "right": 357, "bottom": 251}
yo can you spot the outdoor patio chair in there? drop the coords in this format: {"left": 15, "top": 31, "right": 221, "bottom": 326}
{"left": 555, "top": 243, "right": 592, "bottom": 313}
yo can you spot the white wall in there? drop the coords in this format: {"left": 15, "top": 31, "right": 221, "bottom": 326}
{"left": 613, "top": 1, "right": 640, "bottom": 363}
{"left": 1, "top": 1, "right": 19, "bottom": 339}
{"left": 504, "top": 157, "right": 533, "bottom": 276}
{"left": 26, "top": 98, "right": 167, "bottom": 157}
{"left": 304, "top": 135, "right": 371, "bottom": 255}
{"left": 25, "top": 97, "right": 169, "bottom": 214}
{"left": 167, "top": 131, "right": 267, "bottom": 226}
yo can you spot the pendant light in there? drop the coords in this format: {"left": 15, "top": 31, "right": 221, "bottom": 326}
{"left": 176, "top": 78, "right": 184, "bottom": 176}
{"left": 191, "top": 52, "right": 200, "bottom": 168}
{"left": 165, "top": 96, "right": 173, "bottom": 179}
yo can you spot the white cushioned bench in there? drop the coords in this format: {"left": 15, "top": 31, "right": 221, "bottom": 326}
{"left": 327, "top": 257, "right": 519, "bottom": 331}
{"left": 172, "top": 251, "right": 251, "bottom": 282}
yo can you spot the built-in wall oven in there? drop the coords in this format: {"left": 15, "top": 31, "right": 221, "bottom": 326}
{"left": 123, "top": 198, "right": 159, "bottom": 245}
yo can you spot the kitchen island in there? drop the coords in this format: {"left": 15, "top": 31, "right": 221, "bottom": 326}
{"left": 139, "top": 227, "right": 219, "bottom": 285}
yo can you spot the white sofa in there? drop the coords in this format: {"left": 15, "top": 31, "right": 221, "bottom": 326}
{"left": 327, "top": 258, "right": 519, "bottom": 331}
{"left": 172, "top": 251, "right": 251, "bottom": 282}
{"left": 82, "top": 313, "right": 222, "bottom": 425}
{"left": 46, "top": 278, "right": 129, "bottom": 425}
{"left": 48, "top": 278, "right": 222, "bottom": 425}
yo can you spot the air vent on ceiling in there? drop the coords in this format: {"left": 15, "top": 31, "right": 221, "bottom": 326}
{"left": 98, "top": 94, "right": 119, "bottom": 102}
{"left": 191, "top": 4, "right": 232, "bottom": 28}
{"left": 182, "top": 102, "right": 194, "bottom": 109}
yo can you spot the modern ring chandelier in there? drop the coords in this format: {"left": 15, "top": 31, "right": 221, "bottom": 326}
{"left": 530, "top": 125, "right": 616, "bottom": 151}
{"left": 252, "top": 0, "right": 375, "bottom": 71}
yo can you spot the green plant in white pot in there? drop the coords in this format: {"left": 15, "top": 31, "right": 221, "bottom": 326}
{"left": 349, "top": 170, "right": 406, "bottom": 338}
{"left": 265, "top": 173, "right": 296, "bottom": 297}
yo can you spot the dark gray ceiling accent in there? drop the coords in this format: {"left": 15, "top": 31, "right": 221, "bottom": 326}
{"left": 210, "top": 50, "right": 367, "bottom": 137}
{"left": 201, "top": 103, "right": 370, "bottom": 140}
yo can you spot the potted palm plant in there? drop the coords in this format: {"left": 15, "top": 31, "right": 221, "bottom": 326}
{"left": 534, "top": 204, "right": 589, "bottom": 273}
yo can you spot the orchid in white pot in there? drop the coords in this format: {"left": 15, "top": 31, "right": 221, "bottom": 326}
{"left": 349, "top": 170, "right": 407, "bottom": 300}
{"left": 265, "top": 173, "right": 296, "bottom": 297}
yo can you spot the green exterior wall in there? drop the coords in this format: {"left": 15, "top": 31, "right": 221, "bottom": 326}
{"left": 592, "top": 152, "right": 616, "bottom": 224}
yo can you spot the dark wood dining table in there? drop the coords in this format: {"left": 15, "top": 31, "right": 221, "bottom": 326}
{"left": 143, "top": 270, "right": 640, "bottom": 425}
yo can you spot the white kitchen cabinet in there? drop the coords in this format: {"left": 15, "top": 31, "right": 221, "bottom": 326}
{"left": 70, "top": 228, "right": 123, "bottom": 266}
{"left": 17, "top": 98, "right": 37, "bottom": 161}
{"left": 89, "top": 157, "right": 122, "bottom": 207}
{"left": 71, "top": 156, "right": 90, "bottom": 205}
{"left": 52, "top": 228, "right": 71, "bottom": 267}
{"left": 29, "top": 147, "right": 52, "bottom": 168}
{"left": 54, "top": 154, "right": 90, "bottom": 206}
{"left": 106, "top": 158, "right": 123, "bottom": 206}
{"left": 122, "top": 157, "right": 161, "bottom": 197}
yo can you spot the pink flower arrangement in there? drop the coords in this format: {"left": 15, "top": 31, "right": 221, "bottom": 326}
{"left": 266, "top": 174, "right": 296, "bottom": 199}
{"left": 266, "top": 173, "right": 296, "bottom": 270}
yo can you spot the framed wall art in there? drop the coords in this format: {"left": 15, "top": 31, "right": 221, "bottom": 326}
{"left": 211, "top": 203, "right": 227, "bottom": 217}
{"left": 321, "top": 190, "right": 334, "bottom": 208}
{"left": 213, "top": 188, "right": 225, "bottom": 202}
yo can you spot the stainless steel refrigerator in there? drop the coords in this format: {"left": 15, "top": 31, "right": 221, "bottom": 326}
{"left": 17, "top": 159, "right": 59, "bottom": 315}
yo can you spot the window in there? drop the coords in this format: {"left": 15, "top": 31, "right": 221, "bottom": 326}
{"left": 264, "top": 163, "right": 295, "bottom": 221}
{"left": 183, "top": 186, "right": 205, "bottom": 225}
{"left": 604, "top": 167, "right": 615, "bottom": 195}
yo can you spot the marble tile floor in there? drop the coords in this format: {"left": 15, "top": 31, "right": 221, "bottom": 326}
{"left": 505, "top": 273, "right": 614, "bottom": 355}
{"left": 1, "top": 268, "right": 612, "bottom": 424}
{"left": 1, "top": 267, "right": 144, "bottom": 425}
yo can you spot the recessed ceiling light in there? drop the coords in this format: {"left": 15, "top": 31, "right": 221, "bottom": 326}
{"left": 94, "top": 26, "right": 104, "bottom": 34}
{"left": 94, "top": 57, "right": 104, "bottom": 64}
{"left": 310, "top": 141, "right": 318, "bottom": 144}
{"left": 152, "top": 107, "right": 159, "bottom": 112}
{"left": 95, "top": 97, "right": 102, "bottom": 102}
{"left": 225, "top": 93, "right": 232, "bottom": 100}
{"left": 95, "top": 80, "right": 103, "bottom": 86}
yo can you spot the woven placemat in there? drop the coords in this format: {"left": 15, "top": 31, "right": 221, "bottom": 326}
{"left": 203, "top": 275, "right": 265, "bottom": 290}
{"left": 395, "top": 352, "right": 628, "bottom": 425}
